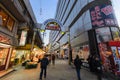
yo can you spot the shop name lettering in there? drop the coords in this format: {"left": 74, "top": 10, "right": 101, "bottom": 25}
{"left": 90, "top": 5, "right": 117, "bottom": 27}
{"left": 109, "top": 41, "right": 120, "bottom": 46}
{"left": 46, "top": 26, "right": 60, "bottom": 30}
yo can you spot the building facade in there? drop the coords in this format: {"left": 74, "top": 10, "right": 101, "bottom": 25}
{"left": 49, "top": 0, "right": 120, "bottom": 75}
{"left": 0, "top": 0, "right": 43, "bottom": 71}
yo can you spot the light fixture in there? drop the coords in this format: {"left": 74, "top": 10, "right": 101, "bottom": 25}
{"left": 3, "top": 18, "right": 6, "bottom": 21}
{"left": 61, "top": 31, "right": 66, "bottom": 35}
{"left": 40, "top": 29, "right": 45, "bottom": 32}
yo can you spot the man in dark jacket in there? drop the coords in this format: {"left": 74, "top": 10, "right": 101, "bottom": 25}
{"left": 51, "top": 54, "right": 55, "bottom": 65}
{"left": 38, "top": 55, "right": 49, "bottom": 80}
{"left": 93, "top": 56, "right": 102, "bottom": 80}
{"left": 74, "top": 55, "right": 82, "bottom": 80}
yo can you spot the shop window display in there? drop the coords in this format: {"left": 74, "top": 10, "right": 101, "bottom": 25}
{"left": 0, "top": 48, "right": 9, "bottom": 66}
{"left": 78, "top": 45, "right": 90, "bottom": 68}
{"left": 74, "top": 45, "right": 90, "bottom": 62}
{"left": 72, "top": 48, "right": 79, "bottom": 60}
{"left": 10, "top": 50, "right": 16, "bottom": 62}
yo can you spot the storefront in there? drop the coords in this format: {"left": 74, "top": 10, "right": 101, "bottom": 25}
{"left": 0, "top": 4, "right": 17, "bottom": 71}
{"left": 32, "top": 47, "right": 45, "bottom": 62}
{"left": 15, "top": 44, "right": 33, "bottom": 65}
{"left": 109, "top": 41, "right": 120, "bottom": 75}
{"left": 97, "top": 40, "right": 120, "bottom": 75}
{"left": 72, "top": 44, "right": 90, "bottom": 68}
{"left": 0, "top": 33, "right": 12, "bottom": 71}
{"left": 88, "top": 3, "right": 120, "bottom": 75}
{"left": 15, "top": 44, "right": 45, "bottom": 64}
{"left": 60, "top": 44, "right": 69, "bottom": 59}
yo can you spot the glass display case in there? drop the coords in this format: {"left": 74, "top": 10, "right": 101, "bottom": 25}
{"left": 0, "top": 48, "right": 9, "bottom": 66}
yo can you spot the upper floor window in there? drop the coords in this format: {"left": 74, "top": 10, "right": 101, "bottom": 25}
{"left": 0, "top": 7, "right": 15, "bottom": 31}
{"left": 7, "top": 17, "right": 14, "bottom": 31}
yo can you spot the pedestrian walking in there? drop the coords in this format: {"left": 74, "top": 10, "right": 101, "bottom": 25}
{"left": 47, "top": 55, "right": 51, "bottom": 65}
{"left": 38, "top": 55, "right": 49, "bottom": 80}
{"left": 87, "top": 55, "right": 94, "bottom": 72}
{"left": 51, "top": 54, "right": 55, "bottom": 65}
{"left": 74, "top": 55, "right": 82, "bottom": 80}
{"left": 93, "top": 55, "right": 102, "bottom": 80}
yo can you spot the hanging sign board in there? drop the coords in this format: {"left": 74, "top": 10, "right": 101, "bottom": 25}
{"left": 43, "top": 19, "right": 63, "bottom": 31}
{"left": 19, "top": 30, "right": 27, "bottom": 46}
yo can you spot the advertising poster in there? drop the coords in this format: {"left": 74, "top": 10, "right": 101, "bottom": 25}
{"left": 98, "top": 42, "right": 112, "bottom": 72}
{"left": 109, "top": 41, "right": 120, "bottom": 75}
{"left": 90, "top": 4, "right": 118, "bottom": 28}
{"left": 111, "top": 46, "right": 120, "bottom": 75}
{"left": 95, "top": 27, "right": 112, "bottom": 43}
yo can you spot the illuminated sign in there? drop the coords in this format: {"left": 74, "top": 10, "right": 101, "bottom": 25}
{"left": 109, "top": 41, "right": 120, "bottom": 46}
{"left": 43, "top": 19, "right": 63, "bottom": 31}
{"left": 19, "top": 31, "right": 27, "bottom": 46}
{"left": 90, "top": 4, "right": 118, "bottom": 28}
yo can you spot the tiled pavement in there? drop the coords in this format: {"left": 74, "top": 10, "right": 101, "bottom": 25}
{"left": 0, "top": 59, "right": 111, "bottom": 80}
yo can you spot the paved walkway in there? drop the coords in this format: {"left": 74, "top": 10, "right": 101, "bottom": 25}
{"left": 0, "top": 69, "right": 14, "bottom": 78}
{"left": 0, "top": 59, "right": 107, "bottom": 80}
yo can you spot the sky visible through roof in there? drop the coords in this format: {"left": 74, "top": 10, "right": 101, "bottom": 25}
{"left": 29, "top": 0, "right": 120, "bottom": 45}
{"left": 112, "top": 0, "right": 120, "bottom": 26}
{"left": 30, "top": 0, "right": 58, "bottom": 46}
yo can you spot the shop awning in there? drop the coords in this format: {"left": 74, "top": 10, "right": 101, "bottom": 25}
{"left": 16, "top": 44, "right": 45, "bottom": 55}
{"left": 0, "top": 43, "right": 12, "bottom": 48}
{"left": 16, "top": 44, "right": 40, "bottom": 50}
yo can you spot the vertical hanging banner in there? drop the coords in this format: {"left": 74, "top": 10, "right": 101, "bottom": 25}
{"left": 19, "top": 30, "right": 27, "bottom": 46}
{"left": 89, "top": 4, "right": 118, "bottom": 28}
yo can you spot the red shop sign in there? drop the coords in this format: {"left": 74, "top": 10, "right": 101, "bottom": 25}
{"left": 109, "top": 41, "right": 120, "bottom": 46}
